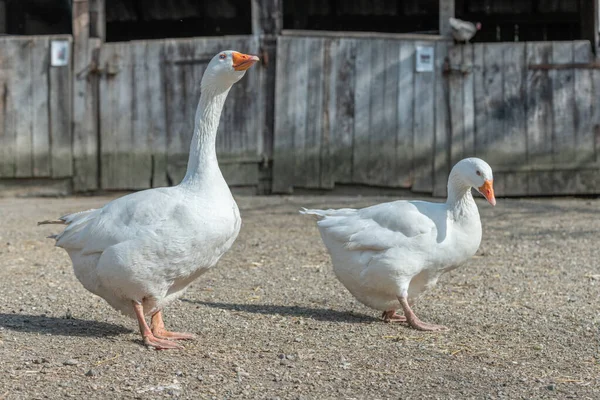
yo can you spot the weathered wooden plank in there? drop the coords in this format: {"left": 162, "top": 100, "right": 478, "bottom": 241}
{"left": 550, "top": 41, "right": 575, "bottom": 164}
{"left": 14, "top": 39, "right": 33, "bottom": 177}
{"left": 433, "top": 40, "right": 450, "bottom": 197}
{"left": 72, "top": 1, "right": 99, "bottom": 191}
{"left": 525, "top": 42, "right": 553, "bottom": 168}
{"left": 304, "top": 37, "right": 324, "bottom": 188}
{"left": 129, "top": 41, "right": 153, "bottom": 189}
{"left": 474, "top": 43, "right": 504, "bottom": 166}
{"left": 165, "top": 39, "right": 198, "bottom": 185}
{"left": 412, "top": 41, "right": 435, "bottom": 193}
{"left": 147, "top": 42, "right": 168, "bottom": 187}
{"left": 352, "top": 39, "right": 372, "bottom": 184}
{"left": 100, "top": 42, "right": 136, "bottom": 189}
{"left": 366, "top": 39, "right": 386, "bottom": 185}
{"left": 448, "top": 45, "right": 464, "bottom": 167}
{"left": 329, "top": 38, "right": 356, "bottom": 185}
{"left": 462, "top": 45, "right": 475, "bottom": 161}
{"left": 378, "top": 39, "right": 400, "bottom": 186}
{"left": 30, "top": 38, "right": 51, "bottom": 177}
{"left": 572, "top": 41, "right": 594, "bottom": 163}
{"left": 272, "top": 36, "right": 295, "bottom": 193}
{"left": 501, "top": 42, "right": 528, "bottom": 195}
{"left": 0, "top": 39, "right": 17, "bottom": 177}
{"left": 396, "top": 41, "right": 414, "bottom": 187}
{"left": 319, "top": 38, "right": 335, "bottom": 189}
{"left": 292, "top": 38, "right": 310, "bottom": 187}
{"left": 49, "top": 38, "right": 73, "bottom": 178}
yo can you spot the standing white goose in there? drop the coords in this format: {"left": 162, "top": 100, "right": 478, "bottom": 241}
{"left": 39, "top": 50, "right": 259, "bottom": 349}
{"left": 301, "top": 158, "right": 495, "bottom": 331}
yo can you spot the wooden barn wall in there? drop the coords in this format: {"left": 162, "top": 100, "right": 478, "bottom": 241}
{"left": 0, "top": 35, "right": 73, "bottom": 180}
{"left": 272, "top": 35, "right": 449, "bottom": 194}
{"left": 97, "top": 36, "right": 264, "bottom": 190}
{"left": 446, "top": 40, "right": 600, "bottom": 197}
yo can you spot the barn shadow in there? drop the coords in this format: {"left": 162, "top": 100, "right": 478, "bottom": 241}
{"left": 183, "top": 299, "right": 380, "bottom": 324}
{"left": 0, "top": 313, "right": 131, "bottom": 337}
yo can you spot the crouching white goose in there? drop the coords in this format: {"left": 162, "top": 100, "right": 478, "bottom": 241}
{"left": 39, "top": 50, "right": 259, "bottom": 349}
{"left": 300, "top": 158, "right": 495, "bottom": 331}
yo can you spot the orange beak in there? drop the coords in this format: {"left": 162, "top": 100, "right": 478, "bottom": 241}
{"left": 232, "top": 52, "right": 259, "bottom": 71}
{"left": 477, "top": 179, "right": 496, "bottom": 206}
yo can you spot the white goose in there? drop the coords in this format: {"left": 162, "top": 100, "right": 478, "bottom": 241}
{"left": 39, "top": 50, "right": 259, "bottom": 349}
{"left": 301, "top": 158, "right": 495, "bottom": 331}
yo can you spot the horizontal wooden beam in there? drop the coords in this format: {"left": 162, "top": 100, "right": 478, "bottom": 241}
{"left": 281, "top": 29, "right": 446, "bottom": 41}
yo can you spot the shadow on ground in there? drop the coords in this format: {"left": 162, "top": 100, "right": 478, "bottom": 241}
{"left": 0, "top": 313, "right": 131, "bottom": 337}
{"left": 183, "top": 299, "right": 380, "bottom": 324}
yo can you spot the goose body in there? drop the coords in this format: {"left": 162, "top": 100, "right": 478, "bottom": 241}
{"left": 40, "top": 50, "right": 259, "bottom": 349}
{"left": 301, "top": 158, "right": 496, "bottom": 331}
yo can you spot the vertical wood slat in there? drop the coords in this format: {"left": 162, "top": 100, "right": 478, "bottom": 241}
{"left": 292, "top": 39, "right": 310, "bottom": 187}
{"left": 433, "top": 40, "right": 450, "bottom": 197}
{"left": 365, "top": 39, "right": 386, "bottom": 185}
{"left": 49, "top": 37, "right": 73, "bottom": 178}
{"left": 99, "top": 43, "right": 135, "bottom": 190}
{"left": 329, "top": 38, "right": 356, "bottom": 185}
{"left": 525, "top": 42, "right": 553, "bottom": 169}
{"left": 304, "top": 38, "right": 325, "bottom": 188}
{"left": 412, "top": 41, "right": 435, "bottom": 193}
{"left": 378, "top": 39, "right": 399, "bottom": 186}
{"left": 501, "top": 42, "right": 527, "bottom": 196}
{"left": 72, "top": 0, "right": 100, "bottom": 191}
{"left": 272, "top": 36, "right": 295, "bottom": 193}
{"left": 352, "top": 39, "right": 372, "bottom": 184}
{"left": 31, "top": 38, "right": 50, "bottom": 177}
{"left": 319, "top": 38, "right": 335, "bottom": 189}
{"left": 14, "top": 39, "right": 33, "bottom": 177}
{"left": 572, "top": 41, "right": 594, "bottom": 163}
{"left": 396, "top": 41, "right": 414, "bottom": 188}
{"left": 475, "top": 44, "right": 505, "bottom": 167}
{"left": 0, "top": 38, "right": 18, "bottom": 177}
{"left": 551, "top": 41, "right": 575, "bottom": 164}
{"left": 147, "top": 42, "right": 168, "bottom": 188}
{"left": 448, "top": 45, "right": 464, "bottom": 168}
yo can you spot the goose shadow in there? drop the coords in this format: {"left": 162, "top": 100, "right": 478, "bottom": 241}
{"left": 182, "top": 299, "right": 380, "bottom": 323}
{"left": 0, "top": 313, "right": 131, "bottom": 337}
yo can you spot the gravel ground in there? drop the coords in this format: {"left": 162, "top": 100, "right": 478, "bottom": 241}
{"left": 0, "top": 193, "right": 599, "bottom": 400}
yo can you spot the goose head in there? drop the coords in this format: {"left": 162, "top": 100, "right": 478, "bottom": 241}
{"left": 201, "top": 50, "right": 259, "bottom": 91}
{"left": 451, "top": 157, "right": 496, "bottom": 206}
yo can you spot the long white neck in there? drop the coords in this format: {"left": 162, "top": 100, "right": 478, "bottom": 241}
{"left": 446, "top": 169, "right": 478, "bottom": 220}
{"left": 180, "top": 85, "right": 230, "bottom": 188}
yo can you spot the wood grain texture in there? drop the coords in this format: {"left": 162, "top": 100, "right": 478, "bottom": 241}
{"left": 550, "top": 41, "right": 575, "bottom": 164}
{"left": 396, "top": 41, "right": 415, "bottom": 188}
{"left": 412, "top": 41, "right": 435, "bottom": 193}
{"left": 14, "top": 39, "right": 33, "bottom": 177}
{"left": 31, "top": 38, "right": 50, "bottom": 177}
{"left": 433, "top": 41, "right": 450, "bottom": 197}
{"left": 49, "top": 39, "right": 73, "bottom": 178}
{"left": 352, "top": 39, "right": 372, "bottom": 185}
{"left": 0, "top": 38, "right": 17, "bottom": 177}
{"left": 525, "top": 42, "right": 553, "bottom": 167}
{"left": 272, "top": 36, "right": 295, "bottom": 193}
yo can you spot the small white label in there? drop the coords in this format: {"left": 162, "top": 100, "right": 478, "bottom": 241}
{"left": 415, "top": 46, "right": 434, "bottom": 72}
{"left": 51, "top": 40, "right": 70, "bottom": 67}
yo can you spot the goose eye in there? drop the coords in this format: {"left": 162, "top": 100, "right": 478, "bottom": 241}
{"left": 476, "top": 170, "right": 481, "bottom": 176}
{"left": 219, "top": 53, "right": 226, "bottom": 60}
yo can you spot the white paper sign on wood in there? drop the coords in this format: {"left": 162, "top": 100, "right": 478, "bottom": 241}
{"left": 50, "top": 40, "right": 70, "bottom": 67}
{"left": 415, "top": 46, "right": 434, "bottom": 72}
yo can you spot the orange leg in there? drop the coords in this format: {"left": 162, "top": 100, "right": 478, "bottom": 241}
{"left": 132, "top": 302, "right": 183, "bottom": 350}
{"left": 398, "top": 296, "right": 448, "bottom": 332}
{"left": 381, "top": 310, "right": 407, "bottom": 323}
{"left": 150, "top": 311, "right": 195, "bottom": 341}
